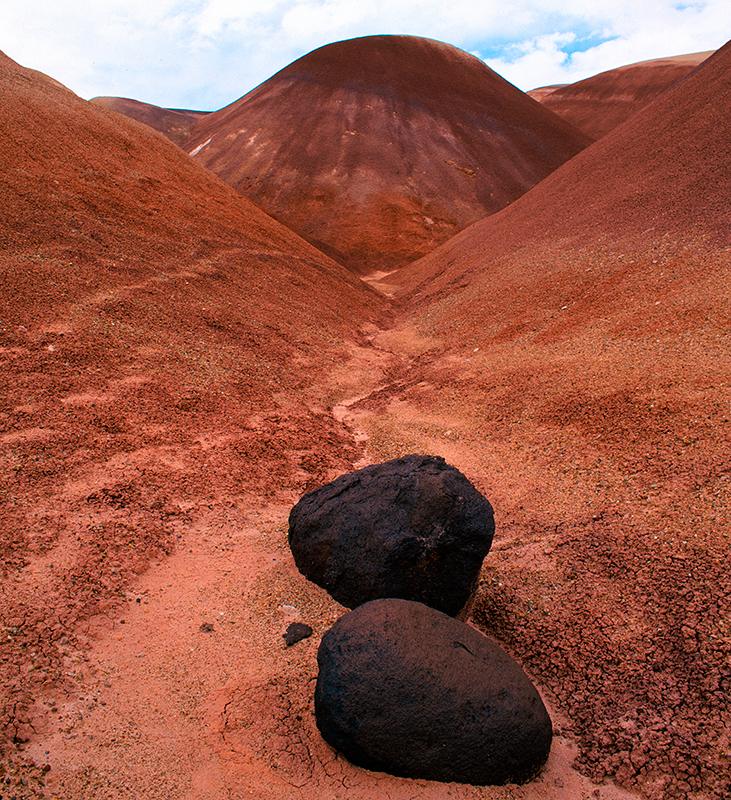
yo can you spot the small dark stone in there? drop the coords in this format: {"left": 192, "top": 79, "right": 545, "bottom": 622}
{"left": 199, "top": 622, "right": 214, "bottom": 633}
{"left": 315, "top": 599, "right": 552, "bottom": 786}
{"left": 288, "top": 454, "right": 494, "bottom": 615}
{"left": 283, "top": 622, "right": 314, "bottom": 646}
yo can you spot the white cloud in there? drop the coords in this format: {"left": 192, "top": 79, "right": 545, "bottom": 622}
{"left": 484, "top": 0, "right": 729, "bottom": 89}
{"left": 0, "top": 1, "right": 727, "bottom": 108}
{"left": 480, "top": 32, "right": 578, "bottom": 89}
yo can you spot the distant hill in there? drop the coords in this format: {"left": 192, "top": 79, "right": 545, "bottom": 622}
{"left": 90, "top": 96, "right": 209, "bottom": 146}
{"left": 186, "top": 35, "right": 592, "bottom": 275}
{"left": 525, "top": 84, "right": 566, "bottom": 102}
{"left": 396, "top": 43, "right": 730, "bottom": 306}
{"left": 529, "top": 50, "right": 713, "bottom": 139}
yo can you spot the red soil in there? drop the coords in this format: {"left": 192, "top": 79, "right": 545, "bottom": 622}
{"left": 89, "top": 97, "right": 209, "bottom": 147}
{"left": 1, "top": 35, "right": 730, "bottom": 800}
{"left": 385, "top": 37, "right": 731, "bottom": 800}
{"left": 0, "top": 48, "right": 390, "bottom": 796}
{"left": 531, "top": 51, "right": 713, "bottom": 139}
{"left": 186, "top": 35, "right": 591, "bottom": 275}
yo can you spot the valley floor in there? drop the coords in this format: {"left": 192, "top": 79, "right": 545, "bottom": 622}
{"left": 2, "top": 319, "right": 728, "bottom": 800}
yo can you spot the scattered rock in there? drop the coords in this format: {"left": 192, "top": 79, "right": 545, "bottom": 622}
{"left": 315, "top": 599, "right": 552, "bottom": 785}
{"left": 288, "top": 454, "right": 494, "bottom": 615}
{"left": 283, "top": 622, "right": 313, "bottom": 646}
{"left": 199, "top": 622, "right": 214, "bottom": 633}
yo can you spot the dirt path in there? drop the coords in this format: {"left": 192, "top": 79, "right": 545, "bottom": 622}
{"left": 15, "top": 327, "right": 643, "bottom": 800}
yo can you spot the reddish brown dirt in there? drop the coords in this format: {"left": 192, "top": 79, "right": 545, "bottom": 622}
{"left": 384, "top": 37, "right": 731, "bottom": 800}
{"left": 2, "top": 37, "right": 730, "bottom": 800}
{"left": 530, "top": 51, "right": 713, "bottom": 139}
{"left": 186, "top": 35, "right": 591, "bottom": 275}
{"left": 344, "top": 321, "right": 730, "bottom": 800}
{"left": 89, "top": 97, "right": 209, "bottom": 147}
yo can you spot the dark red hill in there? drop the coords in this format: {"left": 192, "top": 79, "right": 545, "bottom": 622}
{"left": 186, "top": 35, "right": 592, "bottom": 275}
{"left": 0, "top": 49, "right": 386, "bottom": 763}
{"left": 89, "top": 96, "right": 209, "bottom": 146}
{"left": 395, "top": 45, "right": 728, "bottom": 304}
{"left": 387, "top": 42, "right": 731, "bottom": 799}
{"left": 531, "top": 50, "right": 713, "bottom": 139}
{"left": 0, "top": 50, "right": 382, "bottom": 337}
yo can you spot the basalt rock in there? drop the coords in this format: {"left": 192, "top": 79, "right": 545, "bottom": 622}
{"left": 283, "top": 622, "right": 313, "bottom": 646}
{"left": 315, "top": 599, "right": 553, "bottom": 785}
{"left": 288, "top": 454, "right": 494, "bottom": 615}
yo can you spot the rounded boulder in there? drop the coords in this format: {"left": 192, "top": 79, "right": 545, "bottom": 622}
{"left": 288, "top": 454, "right": 494, "bottom": 615}
{"left": 315, "top": 599, "right": 552, "bottom": 785}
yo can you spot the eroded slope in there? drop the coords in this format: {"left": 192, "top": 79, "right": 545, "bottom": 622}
{"left": 531, "top": 51, "right": 713, "bottom": 139}
{"left": 187, "top": 35, "right": 591, "bottom": 274}
{"left": 0, "top": 48, "right": 386, "bottom": 775}
{"left": 379, "top": 39, "right": 731, "bottom": 800}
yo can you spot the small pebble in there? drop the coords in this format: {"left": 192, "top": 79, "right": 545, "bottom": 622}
{"left": 283, "top": 622, "right": 313, "bottom": 646}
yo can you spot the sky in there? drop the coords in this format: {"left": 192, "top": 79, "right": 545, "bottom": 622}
{"left": 1, "top": 1, "right": 728, "bottom": 111}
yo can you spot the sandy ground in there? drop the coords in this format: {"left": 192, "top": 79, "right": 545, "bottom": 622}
{"left": 3, "top": 40, "right": 729, "bottom": 800}
{"left": 3, "top": 328, "right": 642, "bottom": 800}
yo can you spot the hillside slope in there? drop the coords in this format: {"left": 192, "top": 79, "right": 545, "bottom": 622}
{"left": 376, "top": 39, "right": 731, "bottom": 800}
{"left": 0, "top": 48, "right": 386, "bottom": 777}
{"left": 396, "top": 44, "right": 730, "bottom": 301}
{"left": 89, "top": 96, "right": 209, "bottom": 146}
{"left": 187, "top": 35, "right": 591, "bottom": 275}
{"left": 530, "top": 51, "right": 713, "bottom": 139}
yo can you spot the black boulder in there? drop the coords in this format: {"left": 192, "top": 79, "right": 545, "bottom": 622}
{"left": 288, "top": 454, "right": 494, "bottom": 615}
{"left": 315, "top": 598, "right": 552, "bottom": 785}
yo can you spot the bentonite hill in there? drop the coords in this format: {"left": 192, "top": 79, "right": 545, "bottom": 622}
{"left": 528, "top": 50, "right": 713, "bottom": 139}
{"left": 390, "top": 41, "right": 731, "bottom": 799}
{"left": 89, "top": 96, "right": 209, "bottom": 147}
{"left": 1, "top": 32, "right": 730, "bottom": 800}
{"left": 185, "top": 35, "right": 592, "bottom": 275}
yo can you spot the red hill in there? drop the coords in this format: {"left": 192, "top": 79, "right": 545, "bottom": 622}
{"left": 0, "top": 50, "right": 381, "bottom": 336}
{"left": 386, "top": 41, "right": 731, "bottom": 798}
{"left": 89, "top": 96, "right": 209, "bottom": 146}
{"left": 531, "top": 50, "right": 713, "bottom": 139}
{"left": 0, "top": 48, "right": 385, "bottom": 772}
{"left": 395, "top": 46, "right": 729, "bottom": 303}
{"left": 186, "top": 35, "right": 591, "bottom": 275}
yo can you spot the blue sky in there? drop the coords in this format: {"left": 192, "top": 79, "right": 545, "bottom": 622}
{"left": 1, "top": 1, "right": 727, "bottom": 110}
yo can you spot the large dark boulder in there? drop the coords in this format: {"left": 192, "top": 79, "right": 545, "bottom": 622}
{"left": 315, "top": 599, "right": 552, "bottom": 785}
{"left": 288, "top": 454, "right": 494, "bottom": 615}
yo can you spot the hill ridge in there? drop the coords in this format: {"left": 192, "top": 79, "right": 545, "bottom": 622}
{"left": 186, "top": 34, "right": 591, "bottom": 274}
